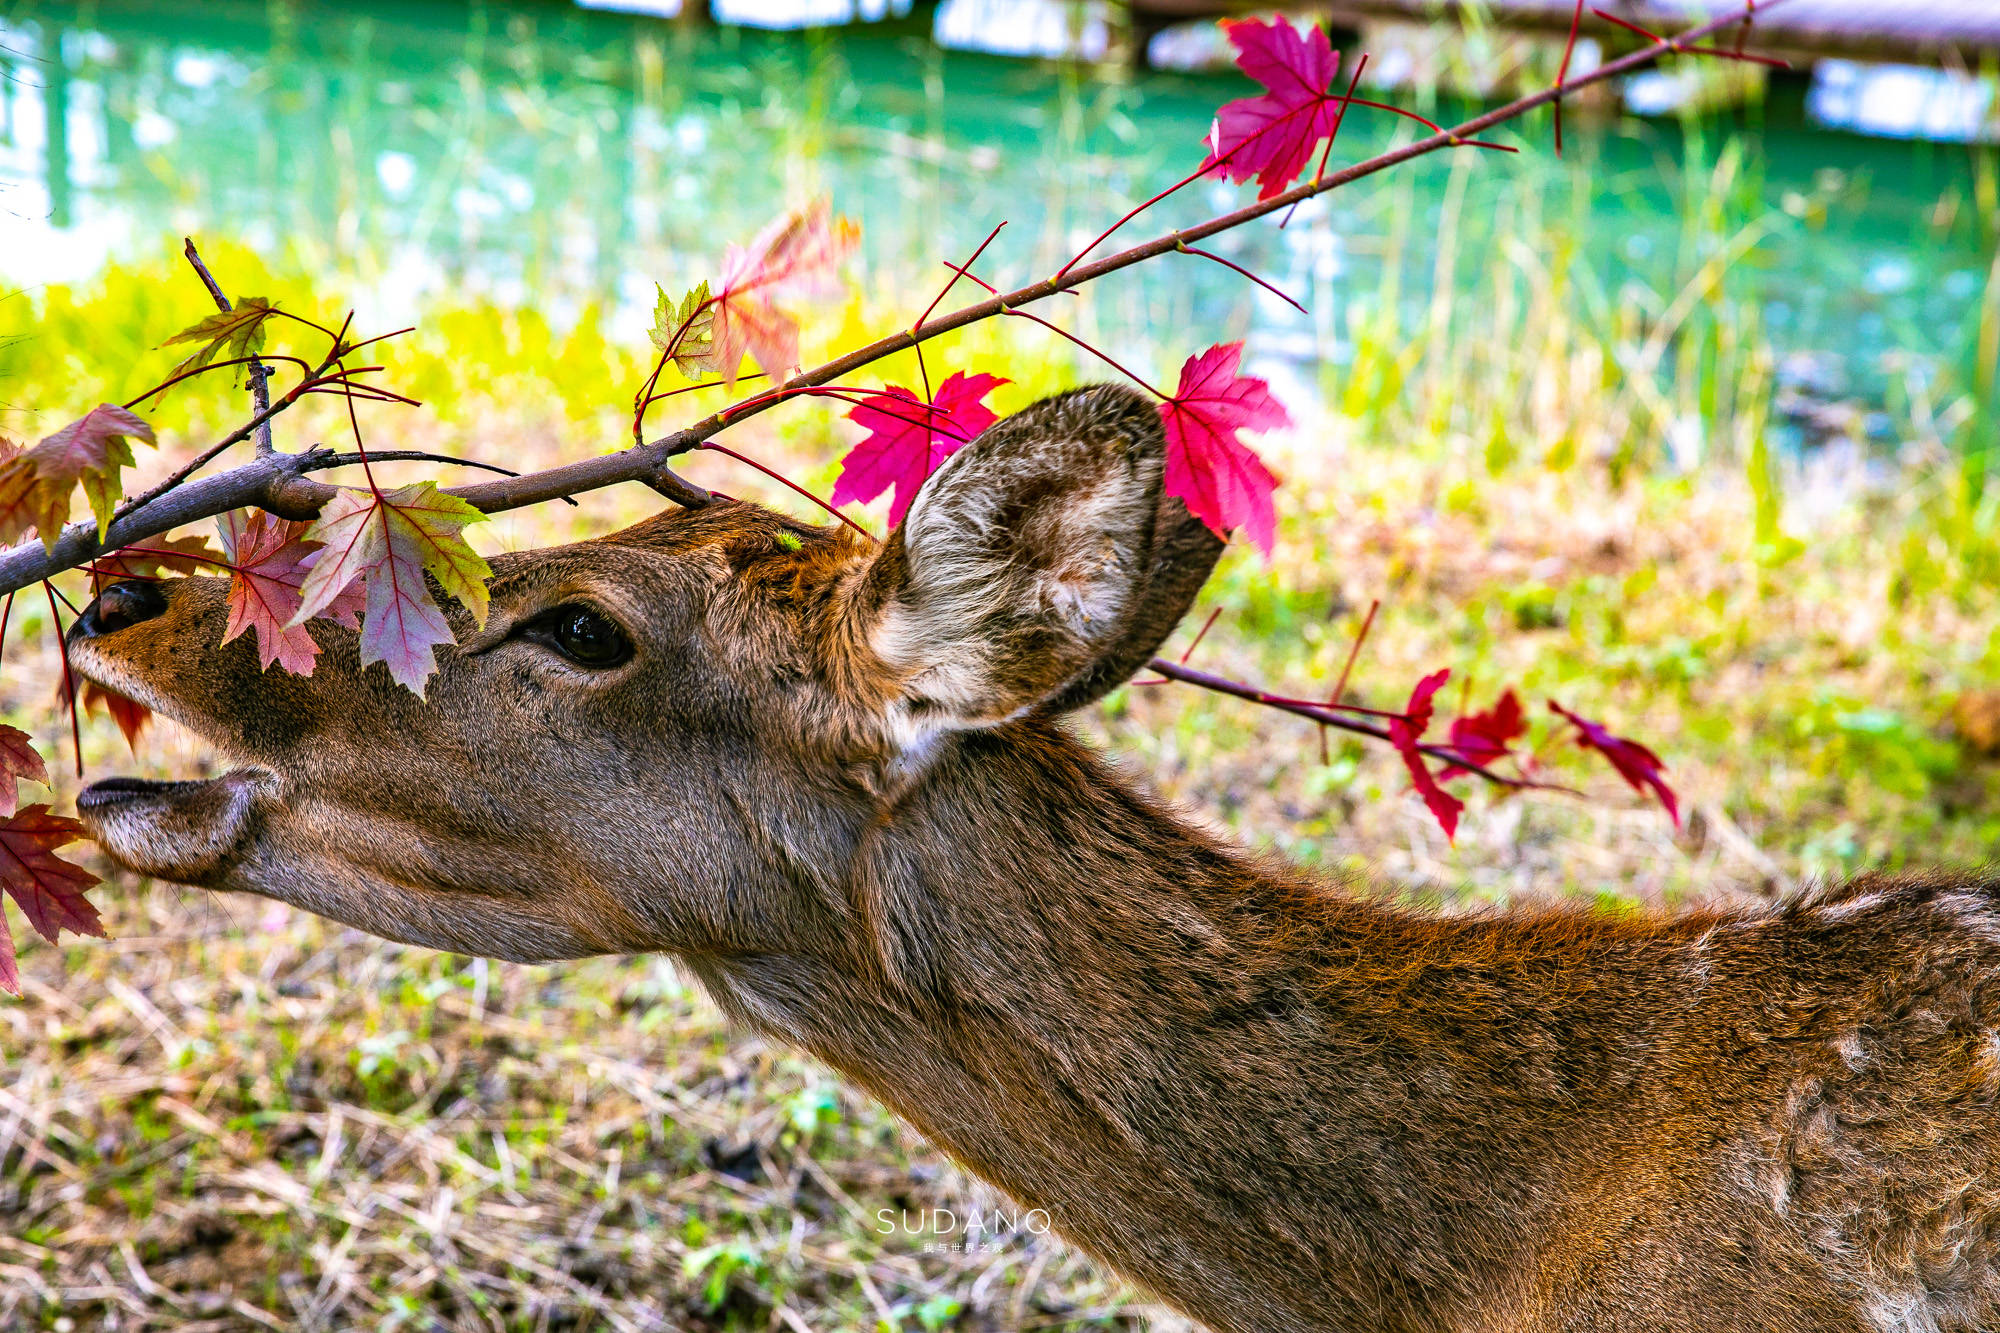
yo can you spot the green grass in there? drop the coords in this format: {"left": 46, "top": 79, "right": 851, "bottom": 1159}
{"left": 2, "top": 142, "right": 1998, "bottom": 1327}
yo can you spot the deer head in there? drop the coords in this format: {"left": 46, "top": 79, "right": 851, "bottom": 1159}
{"left": 65, "top": 385, "right": 1223, "bottom": 970}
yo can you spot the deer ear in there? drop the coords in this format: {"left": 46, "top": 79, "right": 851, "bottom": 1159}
{"left": 1039, "top": 482, "right": 1223, "bottom": 712}
{"left": 853, "top": 385, "right": 1223, "bottom": 745}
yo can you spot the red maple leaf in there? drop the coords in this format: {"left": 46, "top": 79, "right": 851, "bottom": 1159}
{"left": 1551, "top": 701, "right": 1680, "bottom": 826}
{"left": 82, "top": 681, "right": 151, "bottom": 748}
{"left": 831, "top": 372, "right": 1009, "bottom": 526}
{"left": 1403, "top": 668, "right": 1451, "bottom": 733}
{"left": 0, "top": 804, "right": 102, "bottom": 996}
{"left": 1441, "top": 688, "right": 1527, "bottom": 780}
{"left": 708, "top": 200, "right": 858, "bottom": 387}
{"left": 1158, "top": 343, "right": 1290, "bottom": 555}
{"left": 0, "top": 726, "right": 48, "bottom": 818}
{"left": 218, "top": 509, "right": 359, "bottom": 674}
{"left": 1202, "top": 17, "right": 1345, "bottom": 201}
{"left": 1387, "top": 668, "right": 1463, "bottom": 842}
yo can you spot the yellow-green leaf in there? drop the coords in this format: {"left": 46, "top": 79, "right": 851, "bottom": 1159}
{"left": 161, "top": 298, "right": 278, "bottom": 377}
{"left": 650, "top": 281, "right": 716, "bottom": 380}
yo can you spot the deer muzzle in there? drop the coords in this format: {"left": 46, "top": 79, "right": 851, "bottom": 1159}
{"left": 77, "top": 768, "right": 274, "bottom": 883}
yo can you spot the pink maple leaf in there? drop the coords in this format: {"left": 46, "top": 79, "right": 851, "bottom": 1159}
{"left": 1441, "top": 688, "right": 1527, "bottom": 781}
{"left": 292, "top": 483, "right": 490, "bottom": 696}
{"left": 1387, "top": 668, "right": 1463, "bottom": 842}
{"left": 832, "top": 372, "right": 1009, "bottom": 526}
{"left": 709, "top": 200, "right": 859, "bottom": 387}
{"left": 1202, "top": 17, "right": 1345, "bottom": 201}
{"left": 1550, "top": 701, "right": 1680, "bottom": 826}
{"left": 1158, "top": 343, "right": 1290, "bottom": 555}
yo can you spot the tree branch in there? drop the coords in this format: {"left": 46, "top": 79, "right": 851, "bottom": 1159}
{"left": 444, "top": 0, "right": 1796, "bottom": 517}
{"left": 0, "top": 0, "right": 1786, "bottom": 600}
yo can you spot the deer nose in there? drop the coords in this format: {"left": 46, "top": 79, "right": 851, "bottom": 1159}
{"left": 77, "top": 581, "right": 168, "bottom": 637}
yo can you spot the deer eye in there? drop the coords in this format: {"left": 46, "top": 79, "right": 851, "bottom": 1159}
{"left": 524, "top": 605, "right": 633, "bottom": 669}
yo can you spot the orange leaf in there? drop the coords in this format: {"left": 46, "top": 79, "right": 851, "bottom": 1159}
{"left": 0, "top": 404, "right": 157, "bottom": 549}
{"left": 82, "top": 682, "right": 151, "bottom": 749}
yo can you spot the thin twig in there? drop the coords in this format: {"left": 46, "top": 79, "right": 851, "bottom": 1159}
{"left": 122, "top": 354, "right": 317, "bottom": 410}
{"left": 1176, "top": 242, "right": 1306, "bottom": 314}
{"left": 699, "top": 444, "right": 874, "bottom": 538}
{"left": 1000, "top": 309, "right": 1169, "bottom": 400}
{"left": 1330, "top": 598, "right": 1380, "bottom": 707}
{"left": 1554, "top": 0, "right": 1587, "bottom": 156}
{"left": 1589, "top": 8, "right": 1790, "bottom": 68}
{"left": 1283, "top": 53, "right": 1370, "bottom": 229}
{"left": 42, "top": 582, "right": 82, "bottom": 778}
{"left": 113, "top": 362, "right": 348, "bottom": 520}
{"left": 182, "top": 239, "right": 275, "bottom": 453}
{"left": 303, "top": 451, "right": 579, "bottom": 505}
{"left": 1145, "top": 656, "right": 1566, "bottom": 793}
{"left": 918, "top": 222, "right": 1007, "bottom": 330}
{"left": 1181, "top": 606, "right": 1223, "bottom": 663}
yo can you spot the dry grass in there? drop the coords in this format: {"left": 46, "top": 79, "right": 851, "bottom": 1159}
{"left": 1, "top": 912, "right": 1159, "bottom": 1332}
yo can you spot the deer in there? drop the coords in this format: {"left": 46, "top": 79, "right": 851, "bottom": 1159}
{"left": 62, "top": 384, "right": 2000, "bottom": 1333}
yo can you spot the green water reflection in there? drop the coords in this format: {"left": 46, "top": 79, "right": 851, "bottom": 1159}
{"left": 3, "top": 0, "right": 1992, "bottom": 432}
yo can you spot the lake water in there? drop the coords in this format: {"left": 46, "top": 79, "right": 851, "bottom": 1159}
{"left": 2, "top": 0, "right": 1992, "bottom": 447}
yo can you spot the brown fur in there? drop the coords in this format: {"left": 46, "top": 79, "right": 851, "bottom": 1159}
{"left": 65, "top": 386, "right": 2000, "bottom": 1332}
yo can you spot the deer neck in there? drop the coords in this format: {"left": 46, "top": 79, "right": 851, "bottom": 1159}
{"left": 685, "top": 720, "right": 1554, "bottom": 1332}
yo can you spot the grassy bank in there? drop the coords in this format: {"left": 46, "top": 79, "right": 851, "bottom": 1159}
{"left": 1, "top": 176, "right": 1996, "bottom": 1330}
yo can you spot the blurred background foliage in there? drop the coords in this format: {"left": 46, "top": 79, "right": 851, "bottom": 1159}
{"left": 1, "top": 1, "right": 1998, "bottom": 1329}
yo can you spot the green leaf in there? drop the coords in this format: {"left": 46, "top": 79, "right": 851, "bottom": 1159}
{"left": 161, "top": 298, "right": 279, "bottom": 377}
{"left": 917, "top": 1296, "right": 963, "bottom": 1331}
{"left": 682, "top": 1242, "right": 757, "bottom": 1310}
